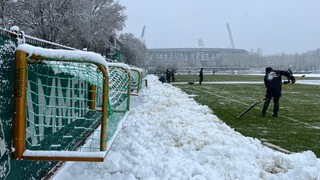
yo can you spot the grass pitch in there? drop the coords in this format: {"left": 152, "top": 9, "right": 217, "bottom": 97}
{"left": 173, "top": 74, "right": 320, "bottom": 157}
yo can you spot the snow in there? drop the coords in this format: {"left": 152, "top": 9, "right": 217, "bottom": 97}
{"left": 52, "top": 75, "right": 320, "bottom": 180}
{"left": 108, "top": 62, "right": 131, "bottom": 72}
{"left": 10, "top": 26, "right": 19, "bottom": 32}
{"left": 23, "top": 150, "right": 106, "bottom": 158}
{"left": 16, "top": 44, "right": 111, "bottom": 85}
{"left": 16, "top": 44, "right": 107, "bottom": 68}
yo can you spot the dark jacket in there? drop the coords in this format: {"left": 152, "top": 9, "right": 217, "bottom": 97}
{"left": 199, "top": 69, "right": 204, "bottom": 81}
{"left": 159, "top": 75, "right": 166, "bottom": 83}
{"left": 264, "top": 70, "right": 295, "bottom": 98}
{"left": 166, "top": 69, "right": 171, "bottom": 82}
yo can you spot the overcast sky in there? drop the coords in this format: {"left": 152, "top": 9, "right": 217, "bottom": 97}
{"left": 117, "top": 0, "right": 319, "bottom": 55}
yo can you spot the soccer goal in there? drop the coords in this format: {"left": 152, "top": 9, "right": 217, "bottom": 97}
{"left": 12, "top": 44, "right": 122, "bottom": 162}
{"left": 129, "top": 67, "right": 144, "bottom": 95}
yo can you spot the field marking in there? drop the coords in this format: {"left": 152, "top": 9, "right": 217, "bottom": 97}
{"left": 187, "top": 86, "right": 249, "bottom": 106}
{"left": 172, "top": 80, "right": 320, "bottom": 85}
{"left": 283, "top": 117, "right": 320, "bottom": 129}
{"left": 262, "top": 142, "right": 292, "bottom": 154}
{"left": 186, "top": 85, "right": 320, "bottom": 130}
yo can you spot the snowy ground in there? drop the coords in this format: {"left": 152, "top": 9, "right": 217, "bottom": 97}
{"left": 53, "top": 75, "right": 320, "bottom": 180}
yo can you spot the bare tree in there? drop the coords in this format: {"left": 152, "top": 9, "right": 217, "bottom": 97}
{"left": 119, "top": 33, "right": 147, "bottom": 67}
{"left": 0, "top": 0, "right": 15, "bottom": 28}
{"left": 8, "top": 0, "right": 74, "bottom": 41}
{"left": 62, "top": 0, "right": 126, "bottom": 52}
{"left": 7, "top": 0, "right": 126, "bottom": 52}
{"left": 0, "top": 0, "right": 6, "bottom": 26}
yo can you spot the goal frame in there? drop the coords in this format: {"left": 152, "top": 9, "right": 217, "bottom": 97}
{"left": 13, "top": 50, "right": 109, "bottom": 162}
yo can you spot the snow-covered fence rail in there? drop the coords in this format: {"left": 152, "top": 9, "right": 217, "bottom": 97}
{"left": 0, "top": 28, "right": 75, "bottom": 50}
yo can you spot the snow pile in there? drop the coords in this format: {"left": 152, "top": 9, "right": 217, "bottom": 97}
{"left": 53, "top": 75, "right": 320, "bottom": 180}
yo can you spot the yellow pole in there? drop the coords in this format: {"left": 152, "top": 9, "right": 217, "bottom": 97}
{"left": 137, "top": 70, "right": 142, "bottom": 93}
{"left": 13, "top": 50, "right": 27, "bottom": 159}
{"left": 97, "top": 65, "right": 108, "bottom": 151}
{"left": 89, "top": 85, "right": 96, "bottom": 110}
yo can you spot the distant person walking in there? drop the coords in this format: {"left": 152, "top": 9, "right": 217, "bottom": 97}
{"left": 199, "top": 68, "right": 204, "bottom": 84}
{"left": 166, "top": 69, "right": 171, "bottom": 83}
{"left": 261, "top": 67, "right": 295, "bottom": 118}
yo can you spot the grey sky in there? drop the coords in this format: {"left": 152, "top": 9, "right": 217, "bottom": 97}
{"left": 118, "top": 0, "right": 319, "bottom": 55}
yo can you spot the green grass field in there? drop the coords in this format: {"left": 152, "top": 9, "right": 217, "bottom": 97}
{"left": 173, "top": 74, "right": 320, "bottom": 157}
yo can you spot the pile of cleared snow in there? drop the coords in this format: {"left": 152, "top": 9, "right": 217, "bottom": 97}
{"left": 53, "top": 75, "right": 320, "bottom": 180}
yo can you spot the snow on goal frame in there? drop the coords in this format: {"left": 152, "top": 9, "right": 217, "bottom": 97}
{"left": 13, "top": 44, "right": 130, "bottom": 162}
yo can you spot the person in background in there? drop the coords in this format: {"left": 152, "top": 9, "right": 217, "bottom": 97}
{"left": 199, "top": 68, "right": 204, "bottom": 84}
{"left": 158, "top": 74, "right": 166, "bottom": 83}
{"left": 166, "top": 69, "right": 171, "bottom": 83}
{"left": 171, "top": 69, "right": 175, "bottom": 82}
{"left": 261, "top": 67, "right": 295, "bottom": 118}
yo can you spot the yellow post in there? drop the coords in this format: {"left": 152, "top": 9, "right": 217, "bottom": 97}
{"left": 13, "top": 50, "right": 27, "bottom": 159}
{"left": 97, "top": 65, "right": 108, "bottom": 151}
{"left": 89, "top": 85, "right": 96, "bottom": 110}
{"left": 137, "top": 71, "right": 142, "bottom": 93}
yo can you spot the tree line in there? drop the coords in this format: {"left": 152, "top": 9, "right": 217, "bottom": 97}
{"left": 0, "top": 0, "right": 147, "bottom": 67}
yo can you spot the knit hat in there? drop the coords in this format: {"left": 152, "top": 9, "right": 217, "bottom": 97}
{"left": 265, "top": 67, "right": 273, "bottom": 73}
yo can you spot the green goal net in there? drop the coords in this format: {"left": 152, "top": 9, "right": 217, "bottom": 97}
{"left": 130, "top": 67, "right": 146, "bottom": 94}
{"left": 25, "top": 61, "right": 104, "bottom": 152}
